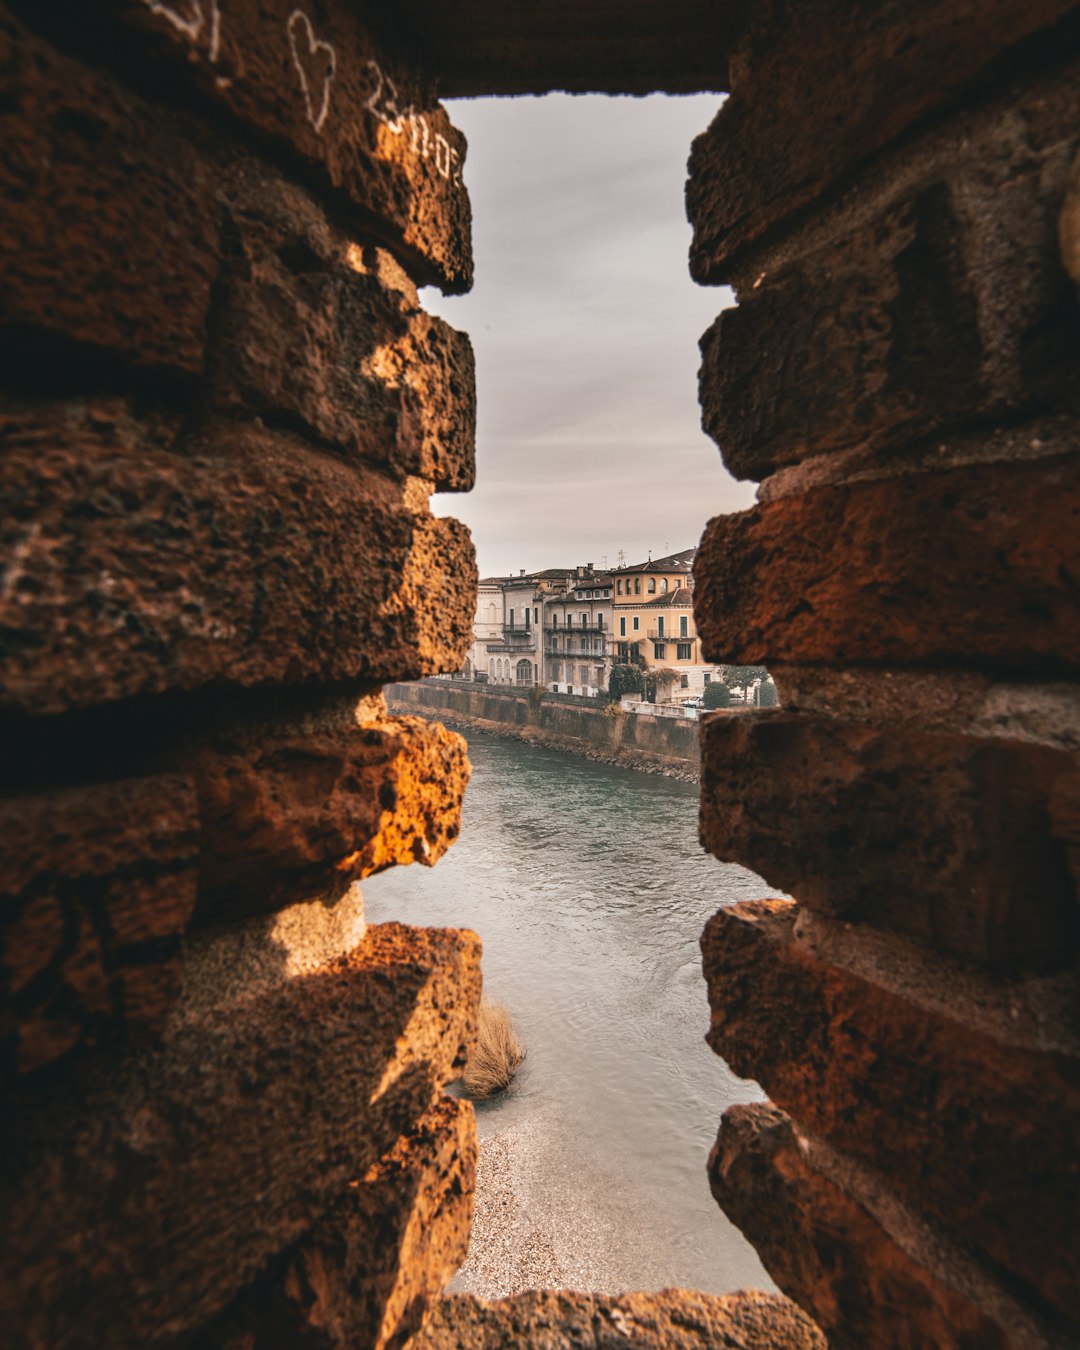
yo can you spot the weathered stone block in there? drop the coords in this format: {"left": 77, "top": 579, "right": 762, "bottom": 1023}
{"left": 208, "top": 1096, "right": 477, "bottom": 1349}
{"left": 710, "top": 1103, "right": 1028, "bottom": 1350}
{"left": 0, "top": 774, "right": 198, "bottom": 1077}
{"left": 209, "top": 168, "right": 475, "bottom": 490}
{"left": 699, "top": 711, "right": 1080, "bottom": 963}
{"left": 697, "top": 51, "right": 1080, "bottom": 480}
{"left": 195, "top": 708, "right": 470, "bottom": 923}
{"left": 694, "top": 456, "right": 1080, "bottom": 673}
{"left": 0, "top": 403, "right": 477, "bottom": 714}
{"left": 687, "top": 0, "right": 1080, "bottom": 282}
{"left": 70, "top": 0, "right": 472, "bottom": 291}
{"left": 413, "top": 1287, "right": 826, "bottom": 1349}
{"left": 0, "top": 919, "right": 481, "bottom": 1347}
{"left": 701, "top": 900, "right": 1080, "bottom": 1321}
{"left": 0, "top": 6, "right": 219, "bottom": 376}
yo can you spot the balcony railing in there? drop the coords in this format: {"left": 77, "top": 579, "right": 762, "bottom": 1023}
{"left": 544, "top": 622, "right": 606, "bottom": 634}
{"left": 647, "top": 627, "right": 692, "bottom": 642}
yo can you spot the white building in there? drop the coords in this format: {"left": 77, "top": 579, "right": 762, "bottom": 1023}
{"left": 542, "top": 566, "right": 613, "bottom": 695}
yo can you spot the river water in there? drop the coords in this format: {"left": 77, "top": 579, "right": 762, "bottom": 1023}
{"left": 362, "top": 728, "right": 776, "bottom": 1297}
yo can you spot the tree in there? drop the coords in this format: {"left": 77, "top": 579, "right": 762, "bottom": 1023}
{"left": 607, "top": 665, "right": 644, "bottom": 702}
{"left": 757, "top": 678, "right": 778, "bottom": 707}
{"left": 703, "top": 682, "right": 732, "bottom": 709}
{"left": 721, "top": 665, "right": 768, "bottom": 691}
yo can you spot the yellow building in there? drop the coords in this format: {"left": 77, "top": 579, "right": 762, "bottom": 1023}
{"left": 611, "top": 548, "right": 714, "bottom": 701}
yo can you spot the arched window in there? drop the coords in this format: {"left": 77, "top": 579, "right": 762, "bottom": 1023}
{"left": 648, "top": 578, "right": 656, "bottom": 593}
{"left": 488, "top": 658, "right": 495, "bottom": 676}
{"left": 634, "top": 578, "right": 641, "bottom": 594}
{"left": 660, "top": 578, "right": 668, "bottom": 593}
{"left": 616, "top": 579, "right": 622, "bottom": 595}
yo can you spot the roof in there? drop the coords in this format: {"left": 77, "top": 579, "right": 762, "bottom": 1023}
{"left": 619, "top": 547, "right": 697, "bottom": 574}
{"left": 639, "top": 587, "right": 694, "bottom": 608}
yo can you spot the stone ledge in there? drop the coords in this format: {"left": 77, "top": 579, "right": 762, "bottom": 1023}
{"left": 412, "top": 1287, "right": 825, "bottom": 1349}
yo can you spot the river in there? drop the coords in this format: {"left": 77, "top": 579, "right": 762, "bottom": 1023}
{"left": 362, "top": 727, "right": 776, "bottom": 1297}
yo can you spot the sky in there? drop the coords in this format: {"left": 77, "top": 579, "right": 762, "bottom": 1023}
{"left": 422, "top": 93, "right": 757, "bottom": 581}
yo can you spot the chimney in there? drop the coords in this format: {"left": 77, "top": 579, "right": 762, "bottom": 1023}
{"left": 520, "top": 568, "right": 525, "bottom": 576}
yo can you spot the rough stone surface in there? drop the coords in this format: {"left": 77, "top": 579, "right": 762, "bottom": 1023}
{"left": 710, "top": 1104, "right": 1039, "bottom": 1350}
{"left": 699, "top": 711, "right": 1080, "bottom": 963}
{"left": 36, "top": 0, "right": 474, "bottom": 291}
{"left": 194, "top": 706, "right": 470, "bottom": 924}
{"left": 687, "top": 0, "right": 1080, "bottom": 281}
{"left": 0, "top": 920, "right": 481, "bottom": 1348}
{"left": 0, "top": 6, "right": 219, "bottom": 377}
{"left": 698, "top": 58, "right": 1080, "bottom": 481}
{"left": 701, "top": 900, "right": 1080, "bottom": 1323}
{"left": 694, "top": 456, "right": 1080, "bottom": 673}
{"left": 413, "top": 1288, "right": 826, "bottom": 1350}
{"left": 0, "top": 403, "right": 477, "bottom": 714}
{"left": 204, "top": 1096, "right": 476, "bottom": 1350}
{"left": 208, "top": 163, "right": 475, "bottom": 490}
{"left": 382, "top": 1, "right": 746, "bottom": 95}
{"left": 0, "top": 774, "right": 199, "bottom": 1078}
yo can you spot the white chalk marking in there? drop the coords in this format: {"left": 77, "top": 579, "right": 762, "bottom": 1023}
{"left": 140, "top": 0, "right": 204, "bottom": 42}
{"left": 287, "top": 9, "right": 337, "bottom": 134}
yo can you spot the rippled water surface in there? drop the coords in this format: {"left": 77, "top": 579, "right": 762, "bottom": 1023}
{"left": 362, "top": 729, "right": 777, "bottom": 1295}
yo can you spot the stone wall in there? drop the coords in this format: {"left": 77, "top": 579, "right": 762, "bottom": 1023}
{"left": 4, "top": 2, "right": 1080, "bottom": 1347}
{"left": 385, "top": 681, "right": 702, "bottom": 775}
{"left": 0, "top": 3, "right": 481, "bottom": 1345}
{"left": 688, "top": 3, "right": 1080, "bottom": 1345}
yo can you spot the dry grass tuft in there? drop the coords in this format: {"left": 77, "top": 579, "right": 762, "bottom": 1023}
{"left": 462, "top": 999, "right": 525, "bottom": 1100}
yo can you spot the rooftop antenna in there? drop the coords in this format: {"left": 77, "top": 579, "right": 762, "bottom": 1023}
{"left": 601, "top": 555, "right": 607, "bottom": 569}
{"left": 617, "top": 549, "right": 625, "bottom": 568}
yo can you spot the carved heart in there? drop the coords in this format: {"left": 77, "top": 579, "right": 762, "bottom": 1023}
{"left": 288, "top": 10, "right": 337, "bottom": 135}
{"left": 141, "top": 0, "right": 204, "bottom": 42}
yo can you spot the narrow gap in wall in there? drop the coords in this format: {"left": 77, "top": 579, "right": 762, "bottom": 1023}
{"left": 367, "top": 93, "right": 781, "bottom": 1298}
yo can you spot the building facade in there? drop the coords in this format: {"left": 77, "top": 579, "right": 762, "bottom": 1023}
{"left": 542, "top": 567, "right": 613, "bottom": 695}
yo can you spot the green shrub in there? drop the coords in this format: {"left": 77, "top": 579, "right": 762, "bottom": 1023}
{"left": 703, "top": 682, "right": 732, "bottom": 709}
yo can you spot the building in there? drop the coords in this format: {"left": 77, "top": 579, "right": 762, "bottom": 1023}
{"left": 610, "top": 548, "right": 721, "bottom": 701}
{"left": 542, "top": 566, "right": 613, "bottom": 694}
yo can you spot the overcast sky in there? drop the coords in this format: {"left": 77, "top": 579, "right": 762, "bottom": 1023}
{"left": 422, "top": 94, "right": 756, "bottom": 580}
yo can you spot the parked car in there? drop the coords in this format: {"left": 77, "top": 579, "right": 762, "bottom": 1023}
{"left": 683, "top": 696, "right": 704, "bottom": 709}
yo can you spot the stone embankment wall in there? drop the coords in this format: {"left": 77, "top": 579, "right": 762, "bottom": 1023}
{"left": 385, "top": 682, "right": 702, "bottom": 778}
{"left": 688, "top": 4, "right": 1080, "bottom": 1346}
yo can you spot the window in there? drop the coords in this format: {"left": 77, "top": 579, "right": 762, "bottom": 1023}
{"left": 567, "top": 614, "right": 573, "bottom": 628}
{"left": 703, "top": 672, "right": 711, "bottom": 684}
{"left": 657, "top": 617, "right": 665, "bottom": 637}
{"left": 660, "top": 578, "right": 668, "bottom": 593}
{"left": 654, "top": 643, "right": 666, "bottom": 658}
{"left": 616, "top": 579, "right": 622, "bottom": 595}
{"left": 619, "top": 617, "right": 626, "bottom": 636}
{"left": 630, "top": 642, "right": 640, "bottom": 661}
{"left": 680, "top": 674, "right": 689, "bottom": 688}
{"left": 508, "top": 608, "right": 514, "bottom": 626}
{"left": 598, "top": 614, "right": 605, "bottom": 629}
{"left": 552, "top": 661, "right": 561, "bottom": 680}
{"left": 632, "top": 617, "right": 639, "bottom": 631}
{"left": 551, "top": 637, "right": 558, "bottom": 651}
{"left": 648, "top": 578, "right": 656, "bottom": 593}
{"left": 677, "top": 642, "right": 692, "bottom": 660}
{"left": 581, "top": 613, "right": 587, "bottom": 626}
{"left": 680, "top": 616, "right": 688, "bottom": 637}
{"left": 534, "top": 608, "right": 538, "bottom": 623}
{"left": 617, "top": 642, "right": 628, "bottom": 659}
{"left": 579, "top": 665, "right": 588, "bottom": 686}
{"left": 552, "top": 613, "right": 559, "bottom": 627}
{"left": 634, "top": 578, "right": 641, "bottom": 594}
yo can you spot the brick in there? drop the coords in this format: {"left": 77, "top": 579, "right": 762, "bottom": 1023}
{"left": 701, "top": 900, "right": 1080, "bottom": 1321}
{"left": 710, "top": 1103, "right": 1027, "bottom": 1350}
{"left": 0, "top": 775, "right": 198, "bottom": 1077}
{"left": 697, "top": 57, "right": 1080, "bottom": 480}
{"left": 687, "top": 0, "right": 1080, "bottom": 282}
{"left": 209, "top": 169, "right": 475, "bottom": 490}
{"left": 0, "top": 7, "right": 219, "bottom": 376}
{"left": 195, "top": 711, "right": 470, "bottom": 923}
{"left": 0, "top": 920, "right": 481, "bottom": 1347}
{"left": 208, "top": 1096, "right": 477, "bottom": 1349}
{"left": 56, "top": 0, "right": 472, "bottom": 290}
{"left": 0, "top": 403, "right": 477, "bottom": 714}
{"left": 699, "top": 712, "right": 1080, "bottom": 964}
{"left": 414, "top": 1288, "right": 826, "bottom": 1350}
{"left": 694, "top": 456, "right": 1080, "bottom": 673}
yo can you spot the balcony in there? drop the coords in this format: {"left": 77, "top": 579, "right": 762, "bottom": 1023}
{"left": 647, "top": 627, "right": 692, "bottom": 642}
{"left": 544, "top": 621, "right": 606, "bottom": 634}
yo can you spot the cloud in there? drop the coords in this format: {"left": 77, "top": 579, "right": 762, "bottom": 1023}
{"left": 422, "top": 94, "right": 754, "bottom": 579}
